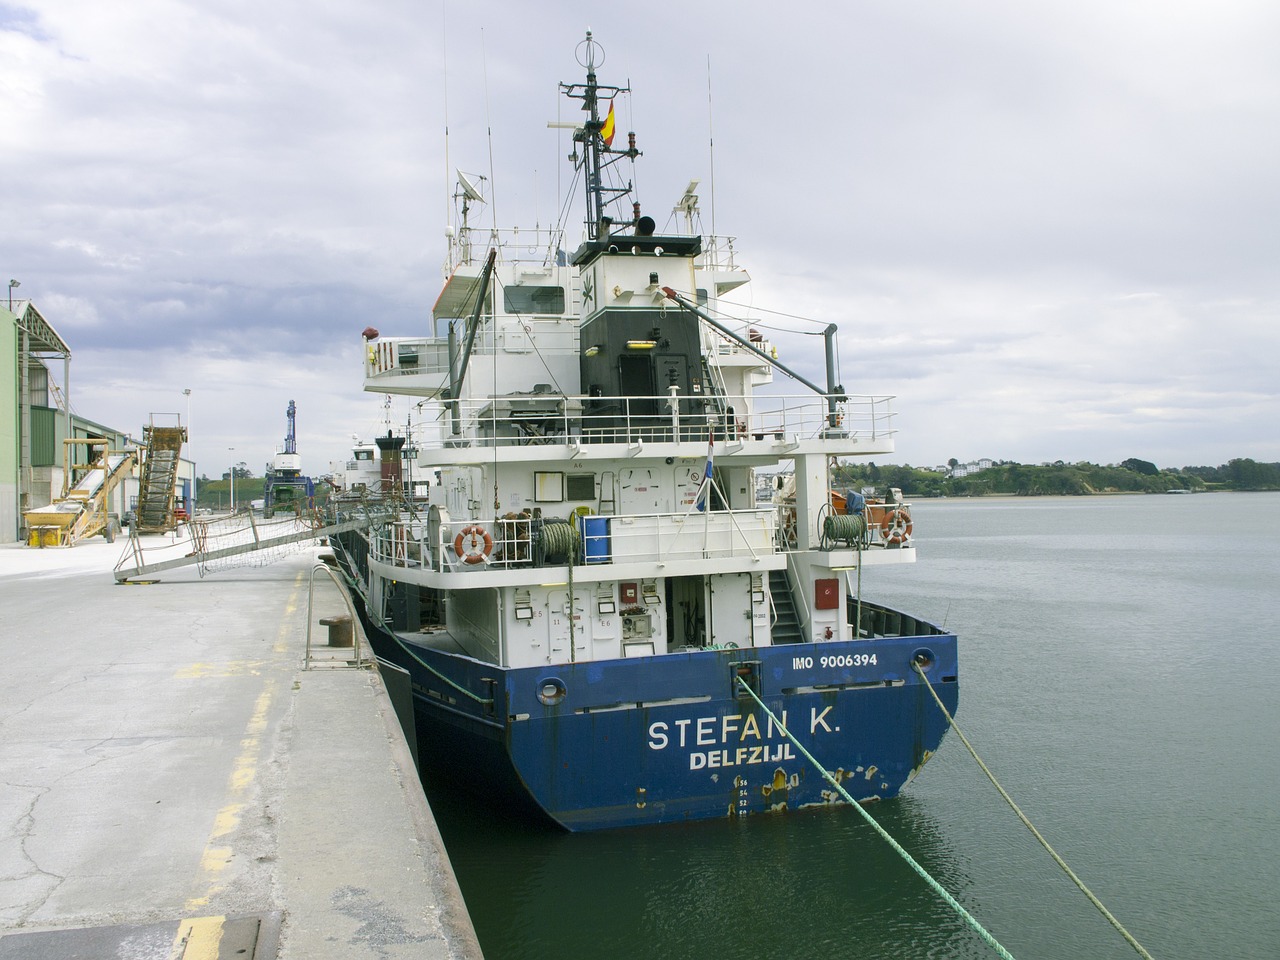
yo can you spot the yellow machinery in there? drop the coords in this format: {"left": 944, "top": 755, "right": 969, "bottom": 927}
{"left": 24, "top": 438, "right": 137, "bottom": 547}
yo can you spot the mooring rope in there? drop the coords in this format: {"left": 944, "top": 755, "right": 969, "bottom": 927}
{"left": 821, "top": 512, "right": 865, "bottom": 549}
{"left": 328, "top": 537, "right": 494, "bottom": 705}
{"left": 541, "top": 519, "right": 579, "bottom": 564}
{"left": 912, "top": 662, "right": 1157, "bottom": 960}
{"left": 388, "top": 633, "right": 494, "bottom": 705}
{"left": 734, "top": 677, "right": 1019, "bottom": 960}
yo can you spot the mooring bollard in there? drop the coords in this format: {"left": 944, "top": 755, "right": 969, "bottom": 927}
{"left": 318, "top": 615, "right": 354, "bottom": 647}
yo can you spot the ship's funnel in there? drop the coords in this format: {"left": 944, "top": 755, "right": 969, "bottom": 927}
{"left": 375, "top": 431, "right": 406, "bottom": 491}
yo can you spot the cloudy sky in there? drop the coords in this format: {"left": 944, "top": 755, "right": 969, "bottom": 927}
{"left": 3, "top": 0, "right": 1277, "bottom": 478}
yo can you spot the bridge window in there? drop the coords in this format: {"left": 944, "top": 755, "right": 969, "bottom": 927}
{"left": 504, "top": 285, "right": 566, "bottom": 315}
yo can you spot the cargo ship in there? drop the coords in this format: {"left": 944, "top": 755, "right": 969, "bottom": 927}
{"left": 329, "top": 32, "right": 957, "bottom": 830}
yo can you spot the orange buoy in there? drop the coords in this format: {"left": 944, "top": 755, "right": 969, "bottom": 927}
{"left": 454, "top": 524, "right": 494, "bottom": 564}
{"left": 880, "top": 509, "right": 913, "bottom": 545}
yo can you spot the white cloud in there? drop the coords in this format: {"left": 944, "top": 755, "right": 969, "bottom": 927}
{"left": 4, "top": 0, "right": 1278, "bottom": 478}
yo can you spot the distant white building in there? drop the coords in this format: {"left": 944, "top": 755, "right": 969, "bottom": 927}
{"left": 945, "top": 458, "right": 995, "bottom": 479}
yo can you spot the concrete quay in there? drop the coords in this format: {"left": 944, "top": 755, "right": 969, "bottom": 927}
{"left": 0, "top": 537, "right": 482, "bottom": 959}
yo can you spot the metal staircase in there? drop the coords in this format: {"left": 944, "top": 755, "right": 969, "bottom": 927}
{"left": 768, "top": 568, "right": 804, "bottom": 644}
{"left": 135, "top": 423, "right": 186, "bottom": 533}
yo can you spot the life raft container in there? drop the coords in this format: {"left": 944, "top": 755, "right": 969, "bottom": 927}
{"left": 880, "top": 508, "right": 913, "bottom": 545}
{"left": 454, "top": 525, "right": 494, "bottom": 564}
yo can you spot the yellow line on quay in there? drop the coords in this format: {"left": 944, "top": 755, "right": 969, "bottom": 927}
{"left": 168, "top": 915, "right": 226, "bottom": 959}
{"left": 183, "top": 571, "right": 306, "bottom": 914}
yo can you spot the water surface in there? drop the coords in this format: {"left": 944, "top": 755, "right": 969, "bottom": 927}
{"left": 423, "top": 492, "right": 1280, "bottom": 959}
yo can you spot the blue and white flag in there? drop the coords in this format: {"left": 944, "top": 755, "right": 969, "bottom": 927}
{"left": 695, "top": 435, "right": 714, "bottom": 512}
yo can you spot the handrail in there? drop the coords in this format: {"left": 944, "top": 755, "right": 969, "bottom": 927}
{"left": 368, "top": 508, "right": 780, "bottom": 573}
{"left": 356, "top": 390, "right": 893, "bottom": 452}
{"left": 304, "top": 560, "right": 369, "bottom": 670}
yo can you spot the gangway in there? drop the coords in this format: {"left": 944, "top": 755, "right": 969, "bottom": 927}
{"left": 24, "top": 438, "right": 137, "bottom": 547}
{"left": 135, "top": 419, "right": 187, "bottom": 533}
{"left": 113, "top": 512, "right": 385, "bottom": 582}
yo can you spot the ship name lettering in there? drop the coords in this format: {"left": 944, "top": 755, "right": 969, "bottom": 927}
{"left": 647, "top": 710, "right": 792, "bottom": 752}
{"left": 672, "top": 718, "right": 693, "bottom": 746}
{"left": 647, "top": 722, "right": 669, "bottom": 750}
{"left": 696, "top": 716, "right": 717, "bottom": 746}
{"left": 810, "top": 706, "right": 833, "bottom": 733}
{"left": 688, "top": 744, "right": 795, "bottom": 770}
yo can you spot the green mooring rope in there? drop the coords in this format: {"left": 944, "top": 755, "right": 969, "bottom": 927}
{"left": 735, "top": 677, "right": 1019, "bottom": 960}
{"left": 911, "top": 662, "right": 1158, "bottom": 960}
{"left": 388, "top": 634, "right": 494, "bottom": 705}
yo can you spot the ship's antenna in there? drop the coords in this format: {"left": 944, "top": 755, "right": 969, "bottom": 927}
{"left": 707, "top": 54, "right": 717, "bottom": 239}
{"left": 442, "top": 5, "right": 452, "bottom": 262}
{"left": 554, "top": 81, "right": 562, "bottom": 260}
{"left": 625, "top": 78, "right": 640, "bottom": 205}
{"left": 481, "top": 28, "right": 498, "bottom": 236}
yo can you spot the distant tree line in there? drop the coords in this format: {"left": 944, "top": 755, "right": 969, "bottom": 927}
{"left": 833, "top": 458, "right": 1280, "bottom": 498}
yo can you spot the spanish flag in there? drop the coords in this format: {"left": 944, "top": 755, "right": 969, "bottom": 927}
{"left": 601, "top": 100, "right": 616, "bottom": 148}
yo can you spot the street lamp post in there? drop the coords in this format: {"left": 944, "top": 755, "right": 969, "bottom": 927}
{"left": 183, "top": 389, "right": 194, "bottom": 512}
{"left": 228, "top": 447, "right": 235, "bottom": 514}
{"left": 7, "top": 279, "right": 19, "bottom": 312}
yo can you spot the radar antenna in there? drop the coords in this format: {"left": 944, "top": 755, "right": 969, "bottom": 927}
{"left": 454, "top": 169, "right": 487, "bottom": 263}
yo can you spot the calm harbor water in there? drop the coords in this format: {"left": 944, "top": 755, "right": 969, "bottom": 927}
{"left": 421, "top": 493, "right": 1280, "bottom": 960}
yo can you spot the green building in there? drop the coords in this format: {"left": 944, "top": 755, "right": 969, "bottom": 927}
{"left": 3, "top": 297, "right": 139, "bottom": 543}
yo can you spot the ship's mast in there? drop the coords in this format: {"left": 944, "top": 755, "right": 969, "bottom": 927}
{"left": 561, "top": 31, "right": 640, "bottom": 241}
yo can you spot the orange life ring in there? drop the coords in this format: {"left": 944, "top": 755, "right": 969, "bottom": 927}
{"left": 453, "top": 525, "right": 494, "bottom": 564}
{"left": 880, "top": 509, "right": 913, "bottom": 545}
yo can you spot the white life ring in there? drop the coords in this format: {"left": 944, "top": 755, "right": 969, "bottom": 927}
{"left": 454, "top": 525, "right": 494, "bottom": 564}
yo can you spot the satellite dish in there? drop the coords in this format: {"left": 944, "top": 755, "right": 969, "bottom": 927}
{"left": 457, "top": 169, "right": 485, "bottom": 202}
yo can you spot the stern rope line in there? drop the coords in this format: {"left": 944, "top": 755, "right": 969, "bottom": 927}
{"left": 911, "top": 662, "right": 1157, "bottom": 960}
{"left": 385, "top": 630, "right": 494, "bottom": 706}
{"left": 328, "top": 537, "right": 494, "bottom": 705}
{"left": 734, "top": 677, "right": 1018, "bottom": 960}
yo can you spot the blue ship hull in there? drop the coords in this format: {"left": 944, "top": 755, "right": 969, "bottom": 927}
{"left": 367, "top": 616, "right": 958, "bottom": 831}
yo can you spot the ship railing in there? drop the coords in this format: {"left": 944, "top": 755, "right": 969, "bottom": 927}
{"left": 368, "top": 324, "right": 776, "bottom": 381}
{"left": 398, "top": 392, "right": 895, "bottom": 449}
{"left": 366, "top": 337, "right": 454, "bottom": 379}
{"left": 366, "top": 331, "right": 781, "bottom": 385}
{"left": 368, "top": 509, "right": 780, "bottom": 573}
{"left": 697, "top": 234, "right": 741, "bottom": 272}
{"left": 365, "top": 330, "right": 583, "bottom": 382}
{"left": 707, "top": 333, "right": 773, "bottom": 361}
{"left": 443, "top": 225, "right": 568, "bottom": 275}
